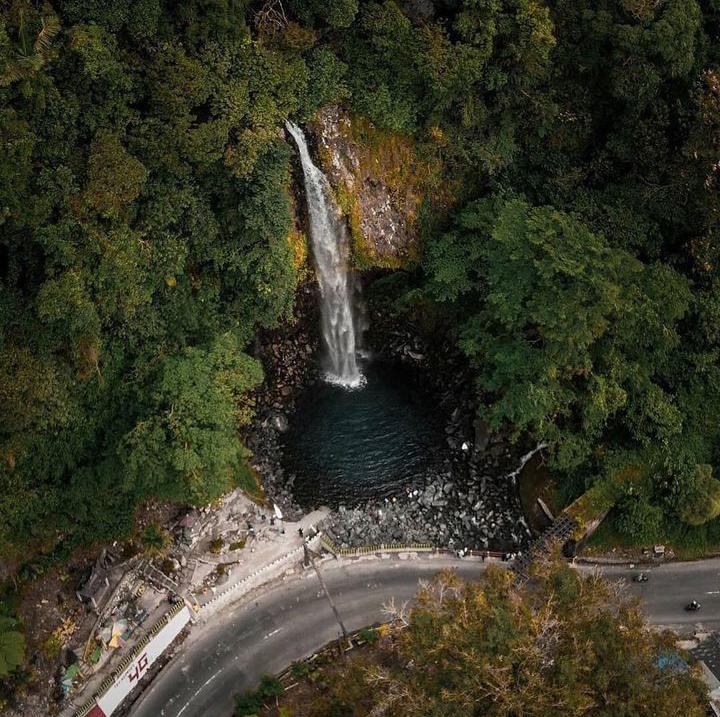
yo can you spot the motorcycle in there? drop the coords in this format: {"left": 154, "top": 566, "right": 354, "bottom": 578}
{"left": 686, "top": 600, "right": 701, "bottom": 611}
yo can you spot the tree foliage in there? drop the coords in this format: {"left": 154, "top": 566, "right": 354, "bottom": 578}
{"left": 678, "top": 465, "right": 720, "bottom": 527}
{"left": 301, "top": 561, "right": 708, "bottom": 717}
{"left": 0, "top": 0, "right": 327, "bottom": 558}
{"left": 0, "top": 616, "right": 25, "bottom": 679}
{"left": 121, "top": 333, "right": 263, "bottom": 505}
{"left": 410, "top": 0, "right": 720, "bottom": 533}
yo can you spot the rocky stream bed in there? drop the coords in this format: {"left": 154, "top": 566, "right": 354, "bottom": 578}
{"left": 247, "top": 288, "right": 533, "bottom": 552}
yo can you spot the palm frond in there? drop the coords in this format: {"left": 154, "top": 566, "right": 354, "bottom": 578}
{"left": 34, "top": 15, "right": 60, "bottom": 56}
{"left": 0, "top": 55, "right": 42, "bottom": 87}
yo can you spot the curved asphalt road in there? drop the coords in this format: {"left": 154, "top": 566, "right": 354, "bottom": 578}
{"left": 130, "top": 556, "right": 720, "bottom": 717}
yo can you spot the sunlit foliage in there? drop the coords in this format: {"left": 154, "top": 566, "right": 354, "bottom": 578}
{"left": 296, "top": 560, "right": 708, "bottom": 717}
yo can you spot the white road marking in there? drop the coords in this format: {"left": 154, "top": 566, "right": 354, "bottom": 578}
{"left": 176, "top": 669, "right": 222, "bottom": 716}
{"left": 264, "top": 628, "right": 282, "bottom": 639}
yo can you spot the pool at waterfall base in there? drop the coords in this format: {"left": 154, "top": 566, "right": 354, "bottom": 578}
{"left": 281, "top": 361, "right": 445, "bottom": 508}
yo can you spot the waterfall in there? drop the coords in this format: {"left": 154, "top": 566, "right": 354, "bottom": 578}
{"left": 286, "top": 120, "right": 364, "bottom": 388}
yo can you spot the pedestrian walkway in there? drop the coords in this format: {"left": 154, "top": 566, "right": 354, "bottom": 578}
{"left": 198, "top": 509, "right": 328, "bottom": 615}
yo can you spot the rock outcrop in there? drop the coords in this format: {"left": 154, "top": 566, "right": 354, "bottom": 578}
{"left": 309, "top": 106, "right": 434, "bottom": 269}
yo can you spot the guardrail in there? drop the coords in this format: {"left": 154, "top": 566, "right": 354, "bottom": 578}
{"left": 202, "top": 534, "right": 322, "bottom": 611}
{"left": 321, "top": 536, "right": 434, "bottom": 557}
{"left": 320, "top": 536, "right": 512, "bottom": 561}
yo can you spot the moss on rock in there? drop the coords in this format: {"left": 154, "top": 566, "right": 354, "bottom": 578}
{"left": 310, "top": 106, "right": 441, "bottom": 270}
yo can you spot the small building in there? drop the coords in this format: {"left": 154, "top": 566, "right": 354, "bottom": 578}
{"left": 175, "top": 512, "right": 200, "bottom": 546}
{"left": 690, "top": 633, "right": 720, "bottom": 716}
{"left": 76, "top": 549, "right": 117, "bottom": 612}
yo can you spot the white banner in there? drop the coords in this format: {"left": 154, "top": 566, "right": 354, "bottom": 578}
{"left": 95, "top": 605, "right": 191, "bottom": 716}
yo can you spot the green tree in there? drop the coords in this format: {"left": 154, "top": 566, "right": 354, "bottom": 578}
{"left": 615, "top": 494, "right": 664, "bottom": 543}
{"left": 341, "top": 1, "right": 422, "bottom": 132}
{"left": 297, "top": 46, "right": 348, "bottom": 120}
{"left": 290, "top": 0, "right": 358, "bottom": 29}
{"left": 84, "top": 132, "right": 148, "bottom": 217}
{"left": 450, "top": 198, "right": 629, "bottom": 442}
{"left": 423, "top": 193, "right": 702, "bottom": 529}
{"left": 0, "top": 615, "right": 25, "bottom": 678}
{"left": 678, "top": 464, "right": 720, "bottom": 526}
{"left": 120, "top": 333, "right": 263, "bottom": 505}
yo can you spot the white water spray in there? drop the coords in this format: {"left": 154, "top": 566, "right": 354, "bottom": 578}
{"left": 286, "top": 121, "right": 364, "bottom": 388}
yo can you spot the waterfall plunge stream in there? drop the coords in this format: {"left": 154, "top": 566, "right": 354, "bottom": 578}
{"left": 286, "top": 121, "right": 364, "bottom": 388}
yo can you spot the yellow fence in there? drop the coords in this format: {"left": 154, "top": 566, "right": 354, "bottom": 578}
{"left": 321, "top": 536, "right": 434, "bottom": 557}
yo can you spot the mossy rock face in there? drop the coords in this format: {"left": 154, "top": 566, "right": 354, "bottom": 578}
{"left": 309, "top": 106, "right": 441, "bottom": 270}
{"left": 566, "top": 481, "right": 618, "bottom": 527}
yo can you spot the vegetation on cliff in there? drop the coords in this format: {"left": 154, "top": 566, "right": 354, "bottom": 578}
{"left": 0, "top": 0, "right": 332, "bottom": 561}
{"left": 336, "top": 0, "right": 720, "bottom": 547}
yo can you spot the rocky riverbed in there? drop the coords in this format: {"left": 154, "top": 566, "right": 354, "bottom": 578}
{"left": 247, "top": 294, "right": 533, "bottom": 552}
{"left": 322, "top": 431, "right": 534, "bottom": 550}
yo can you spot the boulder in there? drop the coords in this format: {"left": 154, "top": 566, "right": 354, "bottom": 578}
{"left": 474, "top": 418, "right": 491, "bottom": 452}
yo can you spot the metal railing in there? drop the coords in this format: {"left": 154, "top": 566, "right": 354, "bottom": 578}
{"left": 321, "top": 536, "right": 434, "bottom": 556}
{"left": 513, "top": 514, "right": 577, "bottom": 580}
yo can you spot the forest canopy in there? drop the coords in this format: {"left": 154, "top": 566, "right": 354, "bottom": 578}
{"left": 1, "top": 0, "right": 719, "bottom": 560}
{"left": 0, "top": 0, "right": 310, "bottom": 557}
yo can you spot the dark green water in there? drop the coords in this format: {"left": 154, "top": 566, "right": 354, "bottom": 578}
{"left": 282, "top": 362, "right": 444, "bottom": 507}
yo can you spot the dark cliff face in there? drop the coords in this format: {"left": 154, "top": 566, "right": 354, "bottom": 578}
{"left": 308, "top": 106, "right": 431, "bottom": 270}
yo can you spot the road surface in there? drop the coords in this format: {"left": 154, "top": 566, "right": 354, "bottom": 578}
{"left": 130, "top": 555, "right": 720, "bottom": 717}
